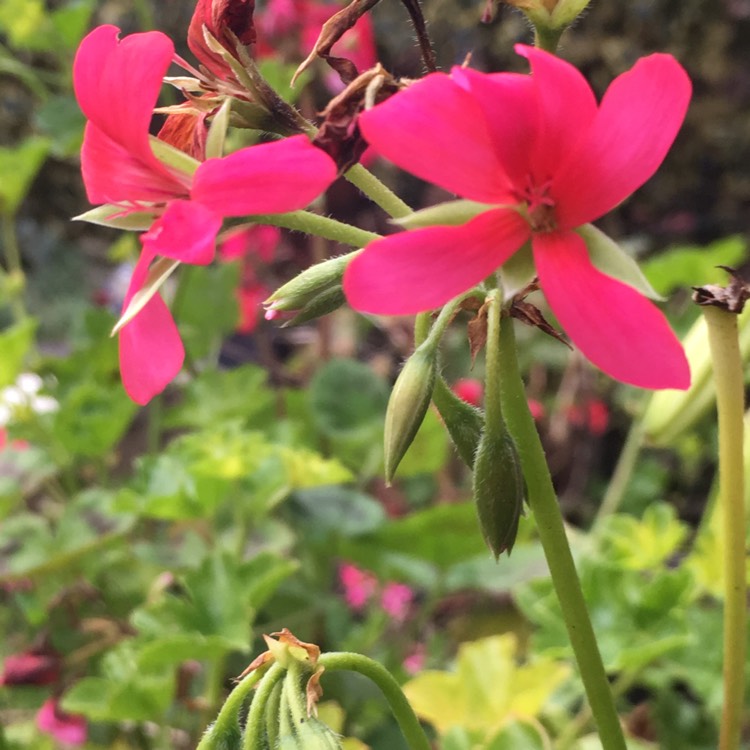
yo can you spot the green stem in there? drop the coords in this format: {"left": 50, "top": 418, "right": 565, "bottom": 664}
{"left": 414, "top": 312, "right": 431, "bottom": 345}
{"left": 593, "top": 420, "right": 645, "bottom": 528}
{"left": 195, "top": 668, "right": 263, "bottom": 750}
{"left": 484, "top": 288, "right": 504, "bottom": 430}
{"left": 533, "top": 25, "right": 564, "bottom": 53}
{"left": 497, "top": 319, "right": 626, "bottom": 750}
{"left": 242, "top": 662, "right": 286, "bottom": 750}
{"left": 703, "top": 305, "right": 747, "bottom": 750}
{"left": 248, "top": 210, "right": 379, "bottom": 248}
{"left": 318, "top": 652, "right": 431, "bottom": 750}
{"left": 344, "top": 164, "right": 413, "bottom": 219}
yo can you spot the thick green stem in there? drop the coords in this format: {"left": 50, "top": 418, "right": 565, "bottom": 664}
{"left": 242, "top": 662, "right": 286, "bottom": 750}
{"left": 195, "top": 668, "right": 263, "bottom": 750}
{"left": 484, "top": 288, "right": 504, "bottom": 430}
{"left": 318, "top": 652, "right": 431, "bottom": 750}
{"left": 703, "top": 305, "right": 747, "bottom": 750}
{"left": 498, "top": 320, "right": 627, "bottom": 750}
{"left": 344, "top": 164, "right": 413, "bottom": 219}
{"left": 249, "top": 210, "right": 379, "bottom": 248}
{"left": 533, "top": 25, "right": 564, "bottom": 53}
{"left": 593, "top": 420, "right": 645, "bottom": 528}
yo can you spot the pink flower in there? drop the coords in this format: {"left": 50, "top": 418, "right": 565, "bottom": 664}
{"left": 402, "top": 644, "right": 425, "bottom": 675}
{"left": 74, "top": 25, "right": 336, "bottom": 404}
{"left": 344, "top": 46, "right": 691, "bottom": 390}
{"left": 219, "top": 225, "right": 281, "bottom": 332}
{"left": 36, "top": 698, "right": 87, "bottom": 746}
{"left": 381, "top": 582, "right": 414, "bottom": 622}
{"left": 527, "top": 399, "right": 545, "bottom": 421}
{"left": 452, "top": 378, "right": 483, "bottom": 407}
{"left": 0, "top": 651, "right": 60, "bottom": 687}
{"left": 338, "top": 562, "right": 377, "bottom": 610}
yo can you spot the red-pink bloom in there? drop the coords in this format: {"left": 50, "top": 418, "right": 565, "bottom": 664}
{"left": 345, "top": 46, "right": 691, "bottom": 390}
{"left": 219, "top": 225, "right": 281, "bottom": 332}
{"left": 0, "top": 428, "right": 30, "bottom": 452}
{"left": 74, "top": 25, "right": 336, "bottom": 404}
{"left": 452, "top": 378, "right": 483, "bottom": 407}
{"left": 36, "top": 698, "right": 87, "bottom": 746}
{"left": 338, "top": 562, "right": 377, "bottom": 610}
{"left": 0, "top": 651, "right": 60, "bottom": 687}
{"left": 527, "top": 398, "right": 545, "bottom": 421}
{"left": 380, "top": 582, "right": 414, "bottom": 622}
{"left": 402, "top": 644, "right": 425, "bottom": 675}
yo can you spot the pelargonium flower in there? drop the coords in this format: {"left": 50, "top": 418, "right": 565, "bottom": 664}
{"left": 74, "top": 25, "right": 336, "bottom": 404}
{"left": 344, "top": 46, "right": 692, "bottom": 390}
{"left": 36, "top": 698, "right": 87, "bottom": 746}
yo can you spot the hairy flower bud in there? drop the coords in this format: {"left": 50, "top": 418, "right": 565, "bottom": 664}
{"left": 472, "top": 427, "right": 525, "bottom": 558}
{"left": 265, "top": 253, "right": 355, "bottom": 316}
{"left": 278, "top": 717, "right": 344, "bottom": 750}
{"left": 432, "top": 376, "right": 484, "bottom": 469}
{"left": 384, "top": 342, "right": 438, "bottom": 483}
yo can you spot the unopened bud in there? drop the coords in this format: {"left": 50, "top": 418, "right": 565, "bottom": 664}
{"left": 384, "top": 342, "right": 438, "bottom": 483}
{"left": 265, "top": 253, "right": 356, "bottom": 315}
{"left": 283, "top": 286, "right": 346, "bottom": 327}
{"left": 504, "top": 0, "right": 590, "bottom": 31}
{"left": 199, "top": 720, "right": 242, "bottom": 750}
{"left": 472, "top": 427, "right": 525, "bottom": 558}
{"left": 278, "top": 717, "right": 344, "bottom": 750}
{"left": 432, "top": 376, "right": 484, "bottom": 469}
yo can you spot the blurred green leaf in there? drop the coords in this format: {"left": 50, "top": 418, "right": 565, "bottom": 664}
{"left": 292, "top": 486, "right": 386, "bottom": 537}
{"left": 34, "top": 95, "right": 86, "bottom": 157}
{"left": 642, "top": 236, "right": 747, "bottom": 296}
{"left": 164, "top": 365, "right": 275, "bottom": 429}
{"left": 0, "top": 137, "right": 50, "bottom": 215}
{"left": 0, "top": 319, "right": 36, "bottom": 388}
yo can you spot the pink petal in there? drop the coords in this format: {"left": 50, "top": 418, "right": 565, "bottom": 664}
{"left": 141, "top": 200, "right": 221, "bottom": 264}
{"left": 119, "top": 251, "right": 184, "bottom": 405}
{"left": 74, "top": 25, "right": 186, "bottom": 200}
{"left": 515, "top": 45, "right": 598, "bottom": 182}
{"left": 451, "top": 67, "right": 537, "bottom": 187}
{"left": 344, "top": 209, "right": 530, "bottom": 315}
{"left": 552, "top": 54, "right": 691, "bottom": 228}
{"left": 192, "top": 136, "right": 337, "bottom": 216}
{"left": 358, "top": 74, "right": 513, "bottom": 204}
{"left": 81, "top": 124, "right": 187, "bottom": 205}
{"left": 37, "top": 699, "right": 87, "bottom": 746}
{"left": 533, "top": 231, "right": 690, "bottom": 390}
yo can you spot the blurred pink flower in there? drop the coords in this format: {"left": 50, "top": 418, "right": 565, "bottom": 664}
{"left": 381, "top": 582, "right": 414, "bottom": 622}
{"left": 338, "top": 563, "right": 377, "bottom": 610}
{"left": 37, "top": 698, "right": 87, "bottom": 746}
{"left": 345, "top": 45, "right": 692, "bottom": 390}
{"left": 403, "top": 644, "right": 425, "bottom": 675}
{"left": 0, "top": 651, "right": 60, "bottom": 687}
{"left": 452, "top": 378, "right": 483, "bottom": 408}
{"left": 527, "top": 399, "right": 545, "bottom": 421}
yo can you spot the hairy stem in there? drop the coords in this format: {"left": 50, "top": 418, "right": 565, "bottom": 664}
{"left": 344, "top": 164, "right": 413, "bottom": 219}
{"left": 318, "top": 652, "right": 431, "bottom": 750}
{"left": 248, "top": 210, "right": 379, "bottom": 248}
{"left": 498, "top": 319, "right": 627, "bottom": 750}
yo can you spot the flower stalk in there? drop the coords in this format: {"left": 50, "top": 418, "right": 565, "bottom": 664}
{"left": 497, "top": 318, "right": 627, "bottom": 750}
{"left": 703, "top": 304, "right": 747, "bottom": 750}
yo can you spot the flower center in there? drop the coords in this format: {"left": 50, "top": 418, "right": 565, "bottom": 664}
{"left": 515, "top": 177, "right": 557, "bottom": 233}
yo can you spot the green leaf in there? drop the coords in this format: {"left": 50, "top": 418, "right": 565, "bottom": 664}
{"left": 0, "top": 137, "right": 50, "bottom": 215}
{"left": 309, "top": 358, "right": 389, "bottom": 438}
{"left": 641, "top": 235, "right": 747, "bottom": 297}
{"left": 49, "top": 0, "right": 94, "bottom": 50}
{"left": 392, "top": 404, "right": 448, "bottom": 479}
{"left": 0, "top": 0, "right": 47, "bottom": 48}
{"left": 34, "top": 95, "right": 86, "bottom": 157}
{"left": 402, "top": 634, "right": 569, "bottom": 737}
{"left": 51, "top": 381, "right": 137, "bottom": 458}
{"left": 171, "top": 263, "right": 239, "bottom": 360}
{"left": 578, "top": 224, "right": 662, "bottom": 300}
{"left": 596, "top": 504, "right": 688, "bottom": 571}
{"left": 0, "top": 318, "right": 36, "bottom": 387}
{"left": 163, "top": 365, "right": 276, "bottom": 429}
{"left": 292, "top": 486, "right": 386, "bottom": 537}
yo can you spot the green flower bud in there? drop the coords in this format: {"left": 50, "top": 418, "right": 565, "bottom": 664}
{"left": 278, "top": 717, "right": 344, "bottom": 750}
{"left": 384, "top": 342, "right": 438, "bottom": 483}
{"left": 265, "top": 253, "right": 356, "bottom": 315}
{"left": 472, "top": 427, "right": 525, "bottom": 558}
{"left": 283, "top": 286, "right": 346, "bottom": 327}
{"left": 432, "top": 376, "right": 484, "bottom": 469}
